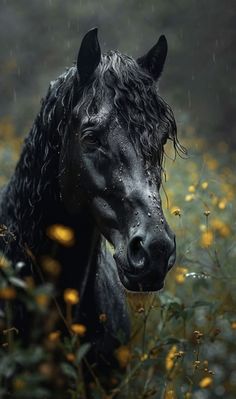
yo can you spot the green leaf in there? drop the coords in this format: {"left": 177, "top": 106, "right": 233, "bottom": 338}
{"left": 75, "top": 343, "right": 91, "bottom": 365}
{"left": 61, "top": 362, "right": 77, "bottom": 380}
{"left": 9, "top": 276, "right": 27, "bottom": 289}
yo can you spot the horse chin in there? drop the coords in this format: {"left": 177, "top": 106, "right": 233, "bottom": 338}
{"left": 118, "top": 272, "right": 165, "bottom": 294}
{"left": 123, "top": 279, "right": 164, "bottom": 293}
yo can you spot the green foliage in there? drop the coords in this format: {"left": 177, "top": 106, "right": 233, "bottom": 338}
{"left": 0, "top": 126, "right": 235, "bottom": 398}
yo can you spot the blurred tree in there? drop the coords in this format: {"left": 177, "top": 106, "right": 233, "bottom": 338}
{"left": 0, "top": 0, "right": 235, "bottom": 145}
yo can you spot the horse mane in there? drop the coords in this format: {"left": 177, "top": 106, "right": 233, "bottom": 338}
{"left": 1, "top": 68, "right": 76, "bottom": 253}
{"left": 1, "top": 50, "right": 183, "bottom": 255}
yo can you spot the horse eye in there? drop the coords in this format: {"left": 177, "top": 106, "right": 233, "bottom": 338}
{"left": 81, "top": 130, "right": 100, "bottom": 148}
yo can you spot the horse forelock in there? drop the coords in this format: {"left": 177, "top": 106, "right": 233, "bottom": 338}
{"left": 75, "top": 51, "right": 182, "bottom": 167}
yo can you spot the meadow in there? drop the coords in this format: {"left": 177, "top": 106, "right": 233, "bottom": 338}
{"left": 0, "top": 118, "right": 235, "bottom": 398}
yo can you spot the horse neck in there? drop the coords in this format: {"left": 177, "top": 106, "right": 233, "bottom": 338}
{"left": 56, "top": 211, "right": 101, "bottom": 293}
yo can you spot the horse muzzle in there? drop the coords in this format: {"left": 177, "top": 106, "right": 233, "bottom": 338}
{"left": 114, "top": 229, "right": 176, "bottom": 292}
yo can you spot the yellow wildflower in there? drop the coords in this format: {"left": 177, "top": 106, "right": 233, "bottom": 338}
{"left": 165, "top": 345, "right": 177, "bottom": 371}
{"left": 140, "top": 353, "right": 148, "bottom": 361}
{"left": 199, "top": 224, "right": 207, "bottom": 232}
{"left": 199, "top": 376, "right": 213, "bottom": 388}
{"left": 164, "top": 390, "right": 176, "bottom": 399}
{"left": 200, "top": 231, "right": 214, "bottom": 248}
{"left": 188, "top": 185, "right": 195, "bottom": 193}
{"left": 175, "top": 267, "right": 188, "bottom": 284}
{"left": 46, "top": 224, "right": 75, "bottom": 247}
{"left": 211, "top": 219, "right": 230, "bottom": 237}
{"left": 48, "top": 331, "right": 61, "bottom": 342}
{"left": 41, "top": 256, "right": 61, "bottom": 276}
{"left": 218, "top": 199, "right": 227, "bottom": 210}
{"left": 231, "top": 321, "right": 236, "bottom": 330}
{"left": 205, "top": 156, "right": 218, "bottom": 171}
{"left": 0, "top": 286, "right": 17, "bottom": 300}
{"left": 35, "top": 293, "right": 50, "bottom": 308}
{"left": 185, "top": 194, "right": 195, "bottom": 202}
{"left": 71, "top": 323, "right": 87, "bottom": 336}
{"left": 201, "top": 181, "right": 208, "bottom": 190}
{"left": 66, "top": 353, "right": 76, "bottom": 362}
{"left": 64, "top": 288, "right": 79, "bottom": 305}
{"left": 171, "top": 207, "right": 181, "bottom": 216}
{"left": 115, "top": 345, "right": 131, "bottom": 368}
{"left": 0, "top": 255, "right": 10, "bottom": 269}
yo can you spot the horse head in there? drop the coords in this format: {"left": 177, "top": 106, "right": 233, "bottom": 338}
{"left": 60, "top": 28, "right": 178, "bottom": 292}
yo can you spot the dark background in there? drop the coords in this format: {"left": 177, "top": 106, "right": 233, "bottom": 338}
{"left": 1, "top": 0, "right": 235, "bottom": 147}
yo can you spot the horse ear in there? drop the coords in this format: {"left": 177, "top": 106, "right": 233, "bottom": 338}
{"left": 77, "top": 28, "right": 101, "bottom": 84}
{"left": 137, "top": 35, "right": 168, "bottom": 80}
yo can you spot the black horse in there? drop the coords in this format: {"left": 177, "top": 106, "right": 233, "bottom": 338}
{"left": 0, "top": 29, "right": 180, "bottom": 355}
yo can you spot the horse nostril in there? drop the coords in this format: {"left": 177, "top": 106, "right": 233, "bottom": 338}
{"left": 127, "top": 236, "right": 148, "bottom": 270}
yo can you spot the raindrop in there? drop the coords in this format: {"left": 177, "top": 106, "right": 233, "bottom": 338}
{"left": 16, "top": 261, "right": 25, "bottom": 270}
{"left": 185, "top": 272, "right": 210, "bottom": 280}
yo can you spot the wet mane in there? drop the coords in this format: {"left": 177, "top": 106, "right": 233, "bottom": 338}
{"left": 75, "top": 50, "right": 183, "bottom": 166}
{"left": 1, "top": 50, "right": 183, "bottom": 253}
{"left": 49, "top": 50, "right": 183, "bottom": 166}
